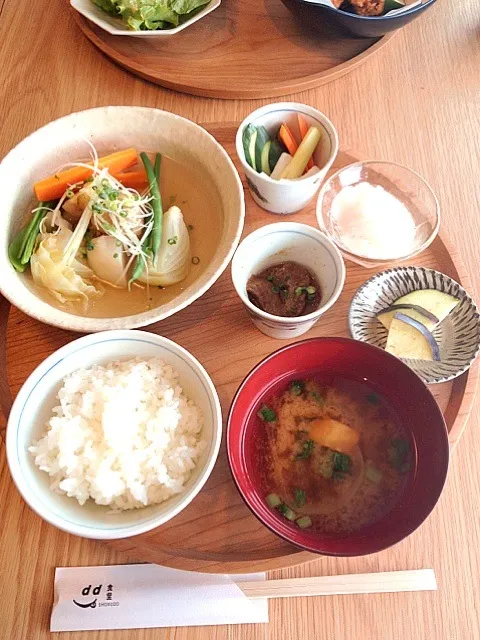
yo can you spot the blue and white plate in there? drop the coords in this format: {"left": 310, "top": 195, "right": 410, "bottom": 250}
{"left": 349, "top": 266, "right": 480, "bottom": 384}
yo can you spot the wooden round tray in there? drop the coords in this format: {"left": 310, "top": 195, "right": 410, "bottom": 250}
{"left": 70, "top": 0, "right": 395, "bottom": 99}
{"left": 0, "top": 124, "right": 477, "bottom": 574}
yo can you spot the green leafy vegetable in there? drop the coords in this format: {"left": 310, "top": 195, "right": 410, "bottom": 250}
{"left": 8, "top": 202, "right": 51, "bottom": 272}
{"left": 388, "top": 438, "right": 410, "bottom": 471}
{"left": 257, "top": 404, "right": 276, "bottom": 422}
{"left": 333, "top": 451, "right": 351, "bottom": 473}
{"left": 91, "top": 0, "right": 211, "bottom": 31}
{"left": 296, "top": 440, "right": 314, "bottom": 460}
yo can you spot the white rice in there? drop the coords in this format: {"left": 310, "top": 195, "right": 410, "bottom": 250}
{"left": 29, "top": 357, "right": 206, "bottom": 510}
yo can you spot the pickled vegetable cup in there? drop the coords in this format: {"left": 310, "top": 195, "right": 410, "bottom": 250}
{"left": 231, "top": 222, "right": 345, "bottom": 339}
{"left": 235, "top": 103, "right": 339, "bottom": 215}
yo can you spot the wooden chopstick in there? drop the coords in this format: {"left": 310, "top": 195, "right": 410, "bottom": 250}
{"left": 235, "top": 569, "right": 437, "bottom": 599}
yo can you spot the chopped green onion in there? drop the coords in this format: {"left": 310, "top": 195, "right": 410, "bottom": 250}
{"left": 296, "top": 516, "right": 312, "bottom": 529}
{"left": 296, "top": 440, "right": 314, "bottom": 460}
{"left": 306, "top": 286, "right": 316, "bottom": 295}
{"left": 294, "top": 488, "right": 306, "bottom": 508}
{"left": 266, "top": 493, "right": 282, "bottom": 508}
{"left": 167, "top": 236, "right": 178, "bottom": 245}
{"left": 365, "top": 465, "right": 382, "bottom": 484}
{"left": 266, "top": 275, "right": 275, "bottom": 282}
{"left": 257, "top": 404, "right": 276, "bottom": 422}
{"left": 290, "top": 380, "right": 305, "bottom": 396}
{"left": 295, "top": 287, "right": 304, "bottom": 296}
{"left": 113, "top": 253, "right": 119, "bottom": 259}
{"left": 192, "top": 256, "right": 200, "bottom": 265}
{"left": 278, "top": 504, "right": 297, "bottom": 521}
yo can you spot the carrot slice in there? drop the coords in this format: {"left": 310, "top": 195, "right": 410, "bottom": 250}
{"left": 308, "top": 418, "right": 360, "bottom": 455}
{"left": 298, "top": 114, "right": 309, "bottom": 139}
{"left": 34, "top": 148, "right": 138, "bottom": 201}
{"left": 114, "top": 169, "right": 149, "bottom": 191}
{"left": 297, "top": 114, "right": 315, "bottom": 171}
{"left": 279, "top": 124, "right": 299, "bottom": 157}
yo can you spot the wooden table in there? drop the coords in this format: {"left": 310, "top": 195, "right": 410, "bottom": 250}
{"left": 1, "top": 0, "right": 479, "bottom": 637}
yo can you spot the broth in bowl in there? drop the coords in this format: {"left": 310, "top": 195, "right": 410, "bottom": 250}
{"left": 256, "top": 377, "right": 412, "bottom": 533}
{"left": 227, "top": 337, "right": 449, "bottom": 557}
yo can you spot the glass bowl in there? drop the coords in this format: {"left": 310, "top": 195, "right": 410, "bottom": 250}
{"left": 316, "top": 161, "right": 440, "bottom": 268}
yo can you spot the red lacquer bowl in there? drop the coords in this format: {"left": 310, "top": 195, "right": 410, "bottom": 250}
{"left": 227, "top": 337, "right": 449, "bottom": 556}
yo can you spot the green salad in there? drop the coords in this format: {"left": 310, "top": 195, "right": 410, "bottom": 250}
{"left": 92, "top": 0, "right": 212, "bottom": 31}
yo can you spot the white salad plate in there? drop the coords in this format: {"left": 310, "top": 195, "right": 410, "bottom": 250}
{"left": 349, "top": 266, "right": 480, "bottom": 384}
{"left": 70, "top": 0, "right": 221, "bottom": 37}
{"left": 6, "top": 330, "right": 223, "bottom": 540}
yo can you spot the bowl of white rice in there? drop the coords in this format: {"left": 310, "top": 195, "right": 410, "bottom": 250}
{"left": 6, "top": 330, "right": 222, "bottom": 539}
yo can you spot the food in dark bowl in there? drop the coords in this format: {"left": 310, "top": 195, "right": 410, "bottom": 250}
{"left": 281, "top": 0, "right": 437, "bottom": 38}
{"left": 246, "top": 261, "right": 321, "bottom": 318}
{"left": 227, "top": 337, "right": 449, "bottom": 556}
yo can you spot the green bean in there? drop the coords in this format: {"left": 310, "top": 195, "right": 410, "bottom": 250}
{"left": 20, "top": 203, "right": 49, "bottom": 264}
{"left": 8, "top": 227, "right": 28, "bottom": 272}
{"left": 129, "top": 240, "right": 151, "bottom": 284}
{"left": 141, "top": 152, "right": 163, "bottom": 262}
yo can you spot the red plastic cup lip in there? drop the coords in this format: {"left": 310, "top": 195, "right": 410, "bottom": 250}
{"left": 227, "top": 337, "right": 450, "bottom": 557}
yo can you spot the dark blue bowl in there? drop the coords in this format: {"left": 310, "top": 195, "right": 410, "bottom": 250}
{"left": 281, "top": 0, "right": 436, "bottom": 38}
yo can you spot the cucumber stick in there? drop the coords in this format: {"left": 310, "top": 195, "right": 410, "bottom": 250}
{"left": 261, "top": 141, "right": 272, "bottom": 175}
{"left": 269, "top": 139, "right": 285, "bottom": 172}
{"left": 242, "top": 124, "right": 258, "bottom": 171}
{"left": 280, "top": 126, "right": 321, "bottom": 179}
{"left": 255, "top": 126, "right": 270, "bottom": 170}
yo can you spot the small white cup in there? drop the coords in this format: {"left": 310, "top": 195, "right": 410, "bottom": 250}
{"left": 235, "top": 102, "right": 339, "bottom": 215}
{"left": 231, "top": 223, "right": 346, "bottom": 339}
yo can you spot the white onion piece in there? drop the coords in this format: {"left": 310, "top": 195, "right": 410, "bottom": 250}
{"left": 87, "top": 235, "right": 128, "bottom": 288}
{"left": 138, "top": 206, "right": 191, "bottom": 287}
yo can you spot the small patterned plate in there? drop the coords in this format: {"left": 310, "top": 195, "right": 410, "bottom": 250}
{"left": 349, "top": 266, "right": 480, "bottom": 384}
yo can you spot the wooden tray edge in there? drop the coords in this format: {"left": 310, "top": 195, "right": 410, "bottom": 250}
{"left": 70, "top": 9, "right": 397, "bottom": 99}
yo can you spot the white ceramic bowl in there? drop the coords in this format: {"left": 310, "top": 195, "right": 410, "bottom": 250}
{"left": 231, "top": 222, "right": 345, "bottom": 338}
{"left": 349, "top": 266, "right": 480, "bottom": 384}
{"left": 235, "top": 103, "right": 339, "bottom": 215}
{"left": 70, "top": 0, "right": 221, "bottom": 37}
{"left": 0, "top": 106, "right": 244, "bottom": 332}
{"left": 6, "top": 330, "right": 222, "bottom": 540}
